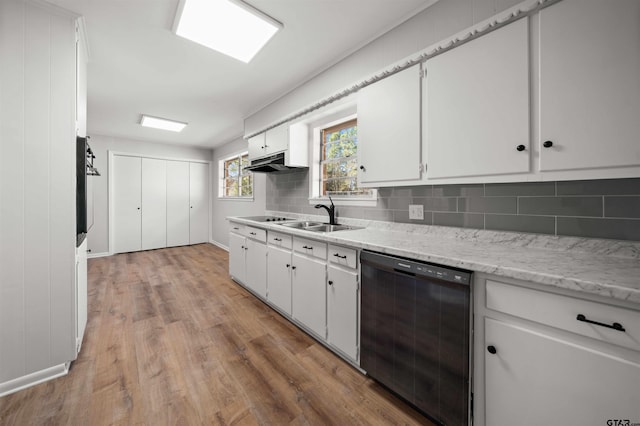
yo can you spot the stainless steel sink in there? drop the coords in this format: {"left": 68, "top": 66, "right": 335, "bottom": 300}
{"left": 279, "top": 221, "right": 323, "bottom": 229}
{"left": 305, "top": 224, "right": 354, "bottom": 232}
{"left": 278, "top": 221, "right": 361, "bottom": 232}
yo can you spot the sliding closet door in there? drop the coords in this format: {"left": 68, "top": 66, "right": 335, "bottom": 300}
{"left": 166, "top": 160, "right": 190, "bottom": 247}
{"left": 141, "top": 158, "right": 167, "bottom": 250}
{"left": 189, "top": 162, "right": 209, "bottom": 244}
{"left": 113, "top": 155, "right": 141, "bottom": 253}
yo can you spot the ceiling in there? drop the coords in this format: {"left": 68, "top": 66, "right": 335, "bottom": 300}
{"left": 47, "top": 0, "right": 435, "bottom": 148}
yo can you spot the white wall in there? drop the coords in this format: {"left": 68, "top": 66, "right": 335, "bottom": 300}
{"left": 87, "top": 134, "right": 212, "bottom": 255}
{"left": 211, "top": 138, "right": 267, "bottom": 248}
{"left": 0, "top": 0, "right": 77, "bottom": 391}
{"left": 244, "top": 0, "right": 523, "bottom": 135}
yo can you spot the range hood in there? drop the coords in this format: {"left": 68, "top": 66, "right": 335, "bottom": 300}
{"left": 244, "top": 152, "right": 306, "bottom": 173}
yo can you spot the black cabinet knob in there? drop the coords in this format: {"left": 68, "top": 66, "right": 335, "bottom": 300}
{"left": 543, "top": 140, "right": 553, "bottom": 148}
{"left": 286, "top": 264, "right": 290, "bottom": 268}
{"left": 291, "top": 266, "right": 296, "bottom": 270}
{"left": 516, "top": 145, "right": 526, "bottom": 152}
{"left": 328, "top": 280, "right": 333, "bottom": 285}
{"left": 359, "top": 165, "right": 365, "bottom": 171}
{"left": 487, "top": 345, "right": 497, "bottom": 354}
{"left": 137, "top": 207, "right": 141, "bottom": 210}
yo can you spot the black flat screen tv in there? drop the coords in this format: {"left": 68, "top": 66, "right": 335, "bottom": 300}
{"left": 76, "top": 136, "right": 87, "bottom": 247}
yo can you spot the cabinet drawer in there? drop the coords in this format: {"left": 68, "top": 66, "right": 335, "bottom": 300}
{"left": 328, "top": 244, "right": 357, "bottom": 269}
{"left": 246, "top": 226, "right": 266, "bottom": 243}
{"left": 293, "top": 237, "right": 327, "bottom": 260}
{"left": 486, "top": 279, "right": 640, "bottom": 352}
{"left": 229, "top": 222, "right": 245, "bottom": 234}
{"left": 268, "top": 230, "right": 292, "bottom": 249}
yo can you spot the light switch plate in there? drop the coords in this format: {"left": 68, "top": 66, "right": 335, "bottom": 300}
{"left": 409, "top": 204, "right": 424, "bottom": 220}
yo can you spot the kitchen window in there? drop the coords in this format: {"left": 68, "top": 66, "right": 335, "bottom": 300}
{"left": 219, "top": 152, "right": 253, "bottom": 198}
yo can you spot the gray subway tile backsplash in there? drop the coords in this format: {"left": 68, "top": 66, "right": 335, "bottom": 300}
{"left": 604, "top": 196, "right": 640, "bottom": 219}
{"left": 266, "top": 174, "right": 640, "bottom": 241}
{"left": 519, "top": 196, "right": 603, "bottom": 217}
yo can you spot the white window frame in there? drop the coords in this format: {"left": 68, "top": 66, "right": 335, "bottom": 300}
{"left": 308, "top": 111, "right": 377, "bottom": 207}
{"left": 218, "top": 151, "right": 254, "bottom": 201}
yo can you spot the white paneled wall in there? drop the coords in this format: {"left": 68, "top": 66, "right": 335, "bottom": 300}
{"left": 0, "top": 0, "right": 77, "bottom": 394}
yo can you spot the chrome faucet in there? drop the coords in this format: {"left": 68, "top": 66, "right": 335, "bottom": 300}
{"left": 315, "top": 196, "right": 337, "bottom": 225}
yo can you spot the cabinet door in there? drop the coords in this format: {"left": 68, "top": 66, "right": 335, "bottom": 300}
{"left": 245, "top": 239, "right": 267, "bottom": 298}
{"left": 75, "top": 239, "right": 88, "bottom": 353}
{"left": 327, "top": 266, "right": 359, "bottom": 361}
{"left": 267, "top": 246, "right": 292, "bottom": 315}
{"left": 141, "top": 158, "right": 166, "bottom": 250}
{"left": 539, "top": 0, "right": 640, "bottom": 171}
{"left": 166, "top": 161, "right": 190, "bottom": 247}
{"left": 357, "top": 64, "right": 421, "bottom": 184}
{"left": 113, "top": 155, "right": 141, "bottom": 253}
{"left": 292, "top": 254, "right": 327, "bottom": 338}
{"left": 485, "top": 318, "right": 640, "bottom": 426}
{"left": 229, "top": 233, "right": 246, "bottom": 284}
{"left": 189, "top": 162, "right": 209, "bottom": 244}
{"left": 265, "top": 125, "right": 288, "bottom": 155}
{"left": 248, "top": 134, "right": 266, "bottom": 159}
{"left": 425, "top": 18, "right": 530, "bottom": 179}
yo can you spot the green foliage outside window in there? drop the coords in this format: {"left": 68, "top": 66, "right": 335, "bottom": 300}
{"left": 224, "top": 153, "right": 252, "bottom": 197}
{"left": 321, "top": 119, "right": 370, "bottom": 196}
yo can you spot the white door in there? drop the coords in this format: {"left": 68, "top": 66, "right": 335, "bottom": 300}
{"left": 141, "top": 158, "right": 166, "bottom": 250}
{"left": 189, "top": 162, "right": 209, "bottom": 244}
{"left": 327, "top": 266, "right": 359, "bottom": 360}
{"left": 485, "top": 317, "right": 640, "bottom": 426}
{"left": 245, "top": 239, "right": 267, "bottom": 298}
{"left": 113, "top": 155, "right": 141, "bottom": 253}
{"left": 166, "top": 160, "right": 190, "bottom": 247}
{"left": 425, "top": 18, "right": 530, "bottom": 179}
{"left": 267, "top": 246, "right": 292, "bottom": 315}
{"left": 539, "top": 0, "right": 640, "bottom": 171}
{"left": 292, "top": 254, "right": 327, "bottom": 338}
{"left": 357, "top": 64, "right": 421, "bottom": 184}
{"left": 75, "top": 238, "right": 88, "bottom": 353}
{"left": 229, "top": 233, "right": 246, "bottom": 284}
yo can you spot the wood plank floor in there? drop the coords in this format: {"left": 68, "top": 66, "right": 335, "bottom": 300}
{"left": 0, "top": 244, "right": 434, "bottom": 425}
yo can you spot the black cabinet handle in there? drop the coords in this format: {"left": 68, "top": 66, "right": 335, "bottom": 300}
{"left": 190, "top": 206, "right": 193, "bottom": 209}
{"left": 302, "top": 245, "right": 313, "bottom": 250}
{"left": 274, "top": 238, "right": 282, "bottom": 241}
{"left": 241, "top": 245, "right": 245, "bottom": 249}
{"left": 359, "top": 165, "right": 365, "bottom": 171}
{"left": 543, "top": 140, "right": 553, "bottom": 148}
{"left": 487, "top": 345, "right": 497, "bottom": 354}
{"left": 576, "top": 314, "right": 625, "bottom": 332}
{"left": 286, "top": 264, "right": 290, "bottom": 268}
{"left": 333, "top": 253, "right": 347, "bottom": 259}
{"left": 328, "top": 280, "right": 333, "bottom": 286}
{"left": 137, "top": 207, "right": 141, "bottom": 210}
{"left": 233, "top": 227, "right": 239, "bottom": 230}
{"left": 250, "top": 232, "right": 256, "bottom": 235}
{"left": 291, "top": 266, "right": 296, "bottom": 270}
{"left": 516, "top": 145, "right": 526, "bottom": 152}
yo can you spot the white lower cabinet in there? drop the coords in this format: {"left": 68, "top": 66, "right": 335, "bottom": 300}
{"left": 266, "top": 246, "right": 292, "bottom": 315}
{"left": 327, "top": 265, "right": 359, "bottom": 361}
{"left": 475, "top": 274, "right": 640, "bottom": 426}
{"left": 484, "top": 317, "right": 640, "bottom": 426}
{"left": 291, "top": 253, "right": 327, "bottom": 338}
{"left": 228, "top": 226, "right": 267, "bottom": 298}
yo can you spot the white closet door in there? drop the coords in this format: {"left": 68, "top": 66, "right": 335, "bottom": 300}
{"left": 141, "top": 158, "right": 167, "bottom": 250}
{"left": 166, "top": 161, "right": 190, "bottom": 247}
{"left": 113, "top": 155, "right": 141, "bottom": 253}
{"left": 189, "top": 162, "right": 209, "bottom": 244}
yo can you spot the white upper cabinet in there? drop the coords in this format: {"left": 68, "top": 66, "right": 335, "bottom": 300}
{"left": 247, "top": 133, "right": 265, "bottom": 159}
{"left": 264, "top": 124, "right": 289, "bottom": 155}
{"left": 357, "top": 64, "right": 422, "bottom": 186}
{"left": 425, "top": 18, "right": 530, "bottom": 179}
{"left": 538, "top": 0, "right": 640, "bottom": 172}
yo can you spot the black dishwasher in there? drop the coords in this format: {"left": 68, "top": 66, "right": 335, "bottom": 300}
{"left": 360, "top": 250, "right": 472, "bottom": 426}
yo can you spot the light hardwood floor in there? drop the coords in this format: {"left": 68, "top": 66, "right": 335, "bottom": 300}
{"left": 0, "top": 244, "right": 433, "bottom": 425}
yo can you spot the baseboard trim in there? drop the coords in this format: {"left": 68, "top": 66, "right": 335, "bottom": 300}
{"left": 209, "top": 239, "right": 228, "bottom": 251}
{"left": 87, "top": 251, "right": 111, "bottom": 259}
{"left": 0, "top": 363, "right": 69, "bottom": 397}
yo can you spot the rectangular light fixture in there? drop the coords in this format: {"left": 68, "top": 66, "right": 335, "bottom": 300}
{"left": 140, "top": 115, "right": 188, "bottom": 132}
{"left": 173, "top": 0, "right": 282, "bottom": 63}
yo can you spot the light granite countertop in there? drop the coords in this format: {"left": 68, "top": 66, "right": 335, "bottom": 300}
{"left": 228, "top": 213, "right": 640, "bottom": 306}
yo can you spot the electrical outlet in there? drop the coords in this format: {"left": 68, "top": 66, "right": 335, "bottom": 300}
{"left": 408, "top": 204, "right": 424, "bottom": 220}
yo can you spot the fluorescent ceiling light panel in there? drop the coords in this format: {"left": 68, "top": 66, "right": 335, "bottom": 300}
{"left": 140, "top": 115, "right": 188, "bottom": 132}
{"left": 174, "top": 0, "right": 281, "bottom": 63}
